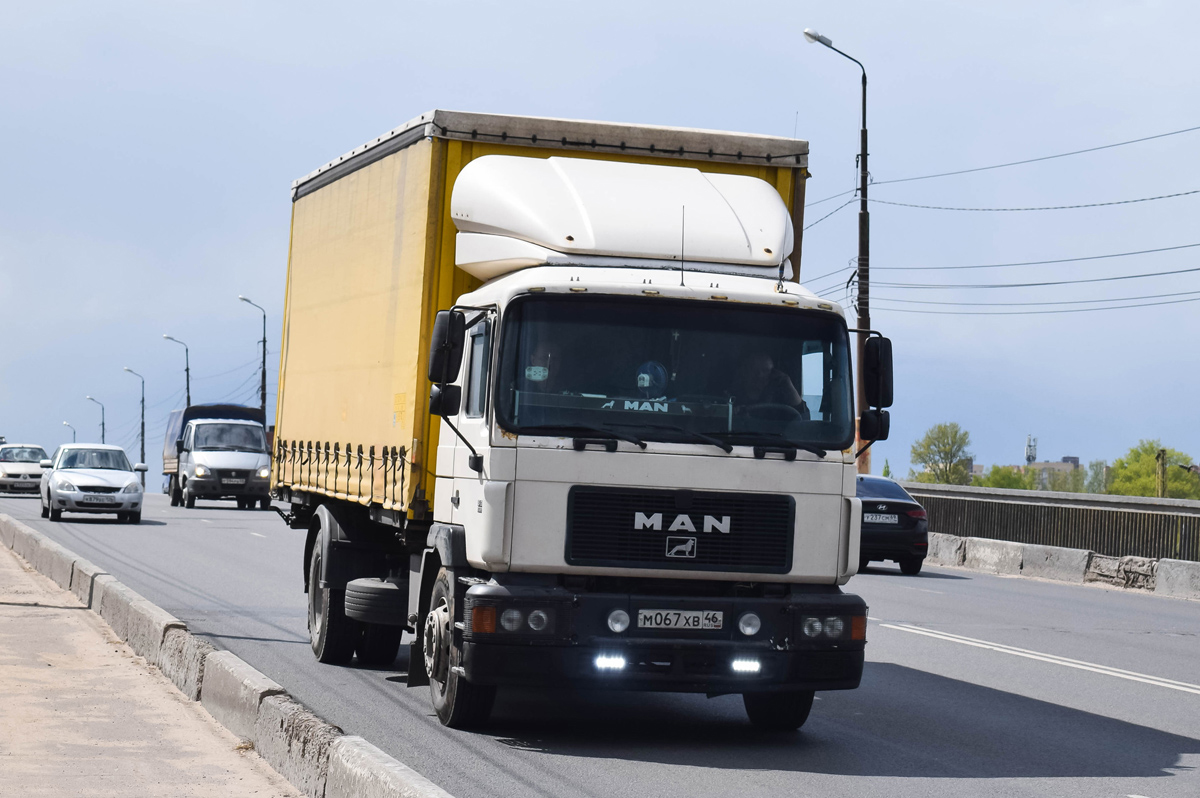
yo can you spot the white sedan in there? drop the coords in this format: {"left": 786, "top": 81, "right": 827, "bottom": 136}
{"left": 0, "top": 443, "right": 50, "bottom": 493}
{"left": 39, "top": 444, "right": 148, "bottom": 524}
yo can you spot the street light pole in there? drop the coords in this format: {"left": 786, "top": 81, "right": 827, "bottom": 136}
{"left": 804, "top": 27, "right": 872, "bottom": 474}
{"left": 239, "top": 296, "right": 268, "bottom": 414}
{"left": 124, "top": 367, "right": 146, "bottom": 486}
{"left": 163, "top": 335, "right": 191, "bottom": 406}
{"left": 86, "top": 396, "right": 105, "bottom": 444}
{"left": 63, "top": 421, "right": 76, "bottom": 443}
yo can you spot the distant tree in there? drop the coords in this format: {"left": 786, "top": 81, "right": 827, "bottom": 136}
{"left": 1085, "top": 460, "right": 1108, "bottom": 494}
{"left": 972, "top": 465, "right": 1035, "bottom": 490}
{"left": 1107, "top": 440, "right": 1200, "bottom": 500}
{"left": 908, "top": 423, "right": 973, "bottom": 485}
{"left": 882, "top": 459, "right": 892, "bottom": 478}
{"left": 1046, "top": 467, "right": 1085, "bottom": 493}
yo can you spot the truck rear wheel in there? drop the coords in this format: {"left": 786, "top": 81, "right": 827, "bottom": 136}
{"left": 307, "top": 548, "right": 358, "bottom": 664}
{"left": 424, "top": 568, "right": 495, "bottom": 728}
{"left": 743, "top": 690, "right": 815, "bottom": 731}
{"left": 170, "top": 476, "right": 181, "bottom": 507}
{"left": 357, "top": 624, "right": 403, "bottom": 667}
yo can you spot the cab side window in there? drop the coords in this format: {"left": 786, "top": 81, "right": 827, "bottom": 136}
{"left": 465, "top": 321, "right": 491, "bottom": 419}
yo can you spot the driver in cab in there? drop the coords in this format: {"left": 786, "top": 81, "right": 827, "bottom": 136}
{"left": 729, "top": 352, "right": 810, "bottom": 420}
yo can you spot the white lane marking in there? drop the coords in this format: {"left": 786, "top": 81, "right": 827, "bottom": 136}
{"left": 881, "top": 623, "right": 1200, "bottom": 696}
{"left": 250, "top": 532, "right": 266, "bottom": 538}
{"left": 201, "top": 519, "right": 212, "bottom": 523}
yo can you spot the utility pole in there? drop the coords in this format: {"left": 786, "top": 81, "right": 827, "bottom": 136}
{"left": 86, "top": 396, "right": 105, "bottom": 444}
{"left": 1156, "top": 448, "right": 1168, "bottom": 498}
{"left": 239, "top": 296, "right": 268, "bottom": 413}
{"left": 163, "top": 335, "right": 191, "bottom": 406}
{"left": 804, "top": 28, "right": 871, "bottom": 473}
{"left": 124, "top": 368, "right": 146, "bottom": 486}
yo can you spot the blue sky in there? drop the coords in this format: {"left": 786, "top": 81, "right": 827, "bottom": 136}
{"left": 3, "top": 1, "right": 1198, "bottom": 480}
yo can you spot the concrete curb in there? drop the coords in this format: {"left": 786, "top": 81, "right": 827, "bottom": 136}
{"left": 922, "top": 529, "right": 1199, "bottom": 599}
{"left": 200, "top": 650, "right": 287, "bottom": 742}
{"left": 327, "top": 736, "right": 456, "bottom": 798}
{"left": 0, "top": 512, "right": 455, "bottom": 798}
{"left": 255, "top": 695, "right": 343, "bottom": 798}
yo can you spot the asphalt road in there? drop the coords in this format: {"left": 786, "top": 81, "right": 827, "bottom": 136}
{"left": 4, "top": 492, "right": 1199, "bottom": 798}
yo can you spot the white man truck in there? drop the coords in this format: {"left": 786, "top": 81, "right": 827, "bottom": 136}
{"left": 272, "top": 110, "right": 894, "bottom": 730}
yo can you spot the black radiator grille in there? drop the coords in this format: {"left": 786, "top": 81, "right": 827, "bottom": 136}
{"left": 566, "top": 486, "right": 794, "bottom": 574}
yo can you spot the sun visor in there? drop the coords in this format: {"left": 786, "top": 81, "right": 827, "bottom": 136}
{"left": 450, "top": 156, "right": 792, "bottom": 279}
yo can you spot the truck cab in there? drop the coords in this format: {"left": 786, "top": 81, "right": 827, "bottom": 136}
{"left": 177, "top": 418, "right": 272, "bottom": 509}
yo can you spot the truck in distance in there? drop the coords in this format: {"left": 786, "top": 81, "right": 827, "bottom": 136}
{"left": 162, "top": 404, "right": 272, "bottom": 509}
{"left": 271, "top": 109, "right": 894, "bottom": 730}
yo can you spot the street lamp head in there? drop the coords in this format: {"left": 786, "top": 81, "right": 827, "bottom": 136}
{"left": 804, "top": 28, "right": 833, "bottom": 47}
{"left": 63, "top": 421, "right": 70, "bottom": 426}
{"left": 239, "top": 295, "right": 249, "bottom": 302}
{"left": 123, "top": 367, "right": 131, "bottom": 373}
{"left": 86, "top": 395, "right": 93, "bottom": 401}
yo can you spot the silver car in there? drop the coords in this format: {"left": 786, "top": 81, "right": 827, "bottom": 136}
{"left": 0, "top": 443, "right": 50, "bottom": 493}
{"left": 39, "top": 444, "right": 148, "bottom": 523}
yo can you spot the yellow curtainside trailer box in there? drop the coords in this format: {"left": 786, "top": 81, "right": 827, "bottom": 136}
{"left": 273, "top": 110, "right": 810, "bottom": 523}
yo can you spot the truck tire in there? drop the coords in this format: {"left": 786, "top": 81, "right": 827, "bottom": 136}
{"left": 899, "top": 556, "right": 924, "bottom": 576}
{"left": 345, "top": 578, "right": 408, "bottom": 626}
{"left": 184, "top": 484, "right": 196, "bottom": 509}
{"left": 307, "top": 547, "right": 358, "bottom": 664}
{"left": 357, "top": 624, "right": 403, "bottom": 667}
{"left": 260, "top": 498, "right": 271, "bottom": 511}
{"left": 743, "top": 690, "right": 815, "bottom": 731}
{"left": 170, "top": 476, "right": 181, "bottom": 507}
{"left": 424, "top": 568, "right": 495, "bottom": 728}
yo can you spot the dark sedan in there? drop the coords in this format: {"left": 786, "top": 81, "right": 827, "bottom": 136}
{"left": 857, "top": 476, "right": 928, "bottom": 575}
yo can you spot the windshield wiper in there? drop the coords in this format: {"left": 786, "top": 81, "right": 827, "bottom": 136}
{"left": 607, "top": 422, "right": 733, "bottom": 453}
{"left": 516, "top": 424, "right": 647, "bottom": 449}
{"left": 712, "top": 431, "right": 827, "bottom": 459}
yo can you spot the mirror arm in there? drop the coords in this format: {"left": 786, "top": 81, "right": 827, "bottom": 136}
{"left": 441, "top": 414, "right": 484, "bottom": 473}
{"left": 854, "top": 439, "right": 876, "bottom": 460}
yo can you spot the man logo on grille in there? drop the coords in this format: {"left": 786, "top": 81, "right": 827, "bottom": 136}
{"left": 666, "top": 536, "right": 696, "bottom": 558}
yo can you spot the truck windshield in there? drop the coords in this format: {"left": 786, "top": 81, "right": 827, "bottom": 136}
{"left": 194, "top": 424, "right": 267, "bottom": 452}
{"left": 495, "top": 296, "right": 854, "bottom": 450}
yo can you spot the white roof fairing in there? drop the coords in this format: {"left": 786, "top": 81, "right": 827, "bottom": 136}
{"left": 450, "top": 156, "right": 794, "bottom": 281}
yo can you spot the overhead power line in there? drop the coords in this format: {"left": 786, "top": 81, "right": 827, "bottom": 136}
{"left": 805, "top": 122, "right": 1200, "bottom": 208}
{"left": 875, "top": 264, "right": 1200, "bottom": 290}
{"left": 875, "top": 288, "right": 1200, "bottom": 307}
{"left": 803, "top": 199, "right": 856, "bottom": 231}
{"left": 874, "top": 295, "right": 1200, "bottom": 316}
{"left": 868, "top": 188, "right": 1200, "bottom": 212}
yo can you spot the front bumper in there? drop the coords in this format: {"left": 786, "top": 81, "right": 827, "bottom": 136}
{"left": 55, "top": 493, "right": 142, "bottom": 513}
{"left": 187, "top": 476, "right": 270, "bottom": 498}
{"left": 0, "top": 476, "right": 41, "bottom": 493}
{"left": 460, "top": 584, "right": 866, "bottom": 693}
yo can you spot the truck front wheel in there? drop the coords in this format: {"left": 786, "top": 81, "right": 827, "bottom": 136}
{"left": 170, "top": 476, "right": 181, "bottom": 507}
{"left": 743, "top": 690, "right": 815, "bottom": 731}
{"left": 307, "top": 548, "right": 359, "bottom": 664}
{"left": 424, "top": 568, "right": 495, "bottom": 728}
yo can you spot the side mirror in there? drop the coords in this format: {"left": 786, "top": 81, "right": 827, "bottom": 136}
{"left": 427, "top": 310, "right": 467, "bottom": 384}
{"left": 429, "top": 383, "right": 462, "bottom": 417}
{"left": 859, "top": 409, "right": 891, "bottom": 442}
{"left": 134, "top": 463, "right": 148, "bottom": 473}
{"left": 39, "top": 459, "right": 53, "bottom": 469}
{"left": 863, "top": 337, "right": 894, "bottom": 409}
{"left": 176, "top": 439, "right": 185, "bottom": 455}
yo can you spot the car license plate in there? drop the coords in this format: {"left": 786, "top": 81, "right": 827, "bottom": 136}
{"left": 221, "top": 478, "right": 246, "bottom": 485}
{"left": 864, "top": 513, "right": 899, "bottom": 524}
{"left": 80, "top": 495, "right": 115, "bottom": 504}
{"left": 637, "top": 609, "right": 723, "bottom": 630}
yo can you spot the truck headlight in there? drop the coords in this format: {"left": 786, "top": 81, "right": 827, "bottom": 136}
{"left": 499, "top": 609, "right": 524, "bottom": 632}
{"left": 257, "top": 467, "right": 270, "bottom": 478}
{"left": 194, "top": 465, "right": 210, "bottom": 477}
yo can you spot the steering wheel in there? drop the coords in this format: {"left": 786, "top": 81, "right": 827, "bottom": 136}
{"left": 743, "top": 403, "right": 803, "bottom": 422}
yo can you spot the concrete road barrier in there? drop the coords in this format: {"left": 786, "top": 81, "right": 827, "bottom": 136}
{"left": 963, "top": 537, "right": 1024, "bottom": 575}
{"left": 0, "top": 515, "right": 18, "bottom": 548}
{"left": 254, "top": 694, "right": 343, "bottom": 798}
{"left": 69, "top": 557, "right": 107, "bottom": 607}
{"left": 1021, "top": 544, "right": 1090, "bottom": 583}
{"left": 33, "top": 537, "right": 76, "bottom": 590}
{"left": 158, "top": 627, "right": 218, "bottom": 701}
{"left": 1154, "top": 559, "right": 1200, "bottom": 599}
{"left": 11, "top": 521, "right": 45, "bottom": 564}
{"left": 1087, "top": 554, "right": 1157, "bottom": 590}
{"left": 94, "top": 577, "right": 185, "bottom": 663}
{"left": 326, "top": 736, "right": 455, "bottom": 798}
{"left": 200, "top": 650, "right": 286, "bottom": 742}
{"left": 926, "top": 532, "right": 965, "bottom": 566}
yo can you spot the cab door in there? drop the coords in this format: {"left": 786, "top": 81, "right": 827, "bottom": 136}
{"left": 449, "top": 316, "right": 513, "bottom": 568}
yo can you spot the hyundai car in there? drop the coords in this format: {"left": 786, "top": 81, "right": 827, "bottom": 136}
{"left": 857, "top": 475, "right": 928, "bottom": 575}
